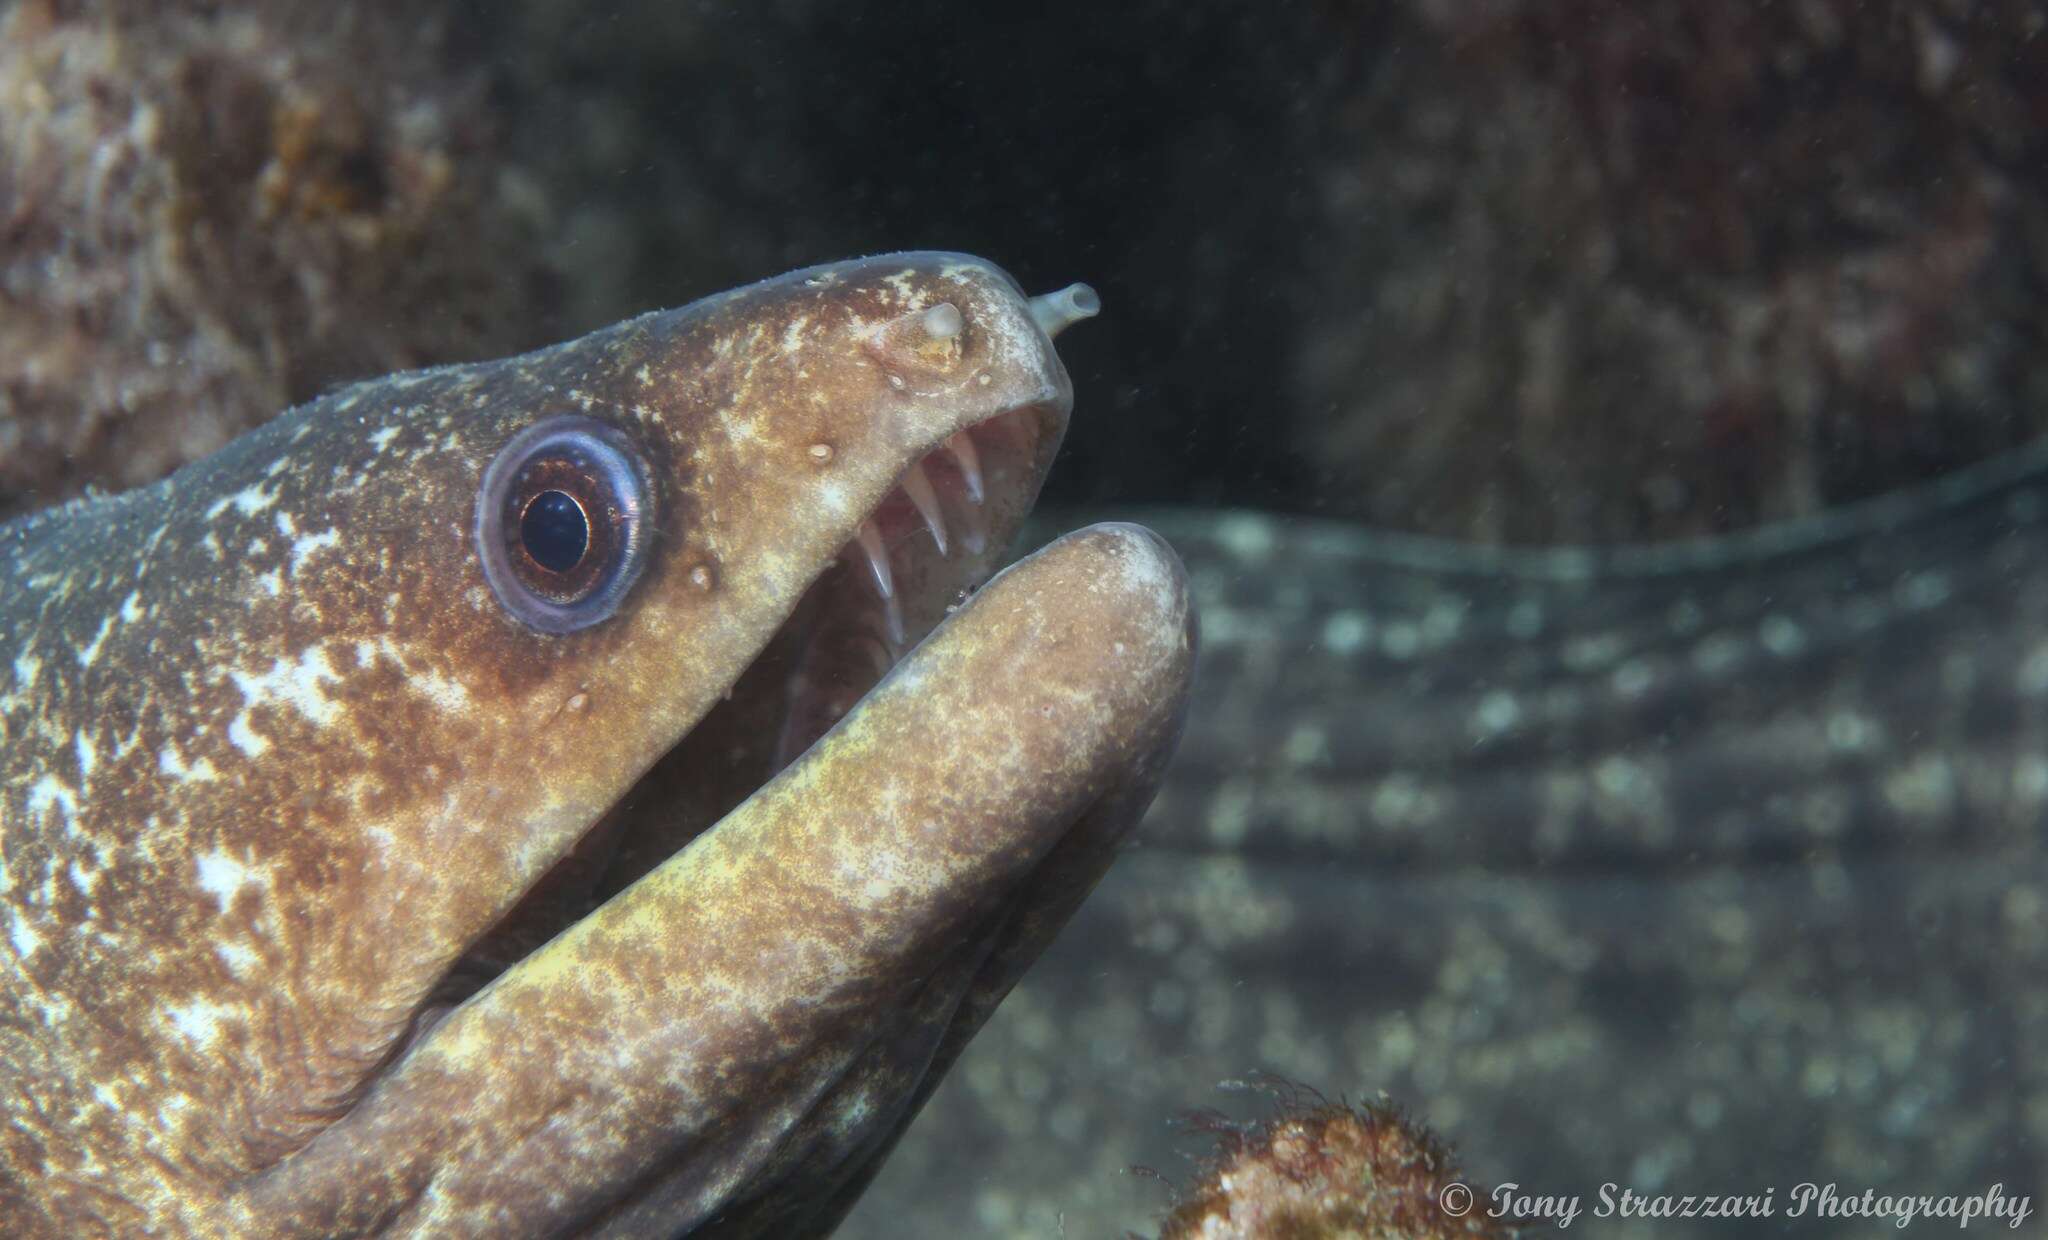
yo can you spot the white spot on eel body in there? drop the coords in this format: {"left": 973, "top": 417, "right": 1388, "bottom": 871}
{"left": 216, "top": 942, "right": 260, "bottom": 975}
{"left": 9, "top": 913, "right": 43, "bottom": 959}
{"left": 245, "top": 645, "right": 340, "bottom": 713}
{"left": 205, "top": 484, "right": 277, "bottom": 521}
{"left": 76, "top": 615, "right": 113, "bottom": 668}
{"left": 195, "top": 851, "right": 265, "bottom": 913}
{"left": 1216, "top": 514, "right": 1276, "bottom": 561}
{"left": 228, "top": 712, "right": 271, "bottom": 757}
{"left": 158, "top": 746, "right": 219, "bottom": 783}
{"left": 288, "top": 528, "right": 341, "bottom": 575}
{"left": 26, "top": 776, "right": 78, "bottom": 830}
{"left": 163, "top": 997, "right": 237, "bottom": 1048}
{"left": 1321, "top": 612, "right": 1371, "bottom": 655}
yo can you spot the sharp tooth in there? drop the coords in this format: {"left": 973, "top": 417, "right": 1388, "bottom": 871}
{"left": 957, "top": 499, "right": 988, "bottom": 556}
{"left": 854, "top": 520, "right": 894, "bottom": 601}
{"left": 901, "top": 461, "right": 948, "bottom": 556}
{"left": 881, "top": 593, "right": 904, "bottom": 647}
{"left": 944, "top": 431, "right": 984, "bottom": 505}
{"left": 854, "top": 520, "right": 905, "bottom": 646}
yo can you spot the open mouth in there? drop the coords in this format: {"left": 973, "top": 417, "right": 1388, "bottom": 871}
{"left": 776, "top": 409, "right": 1044, "bottom": 769}
{"left": 430, "top": 391, "right": 1066, "bottom": 1018}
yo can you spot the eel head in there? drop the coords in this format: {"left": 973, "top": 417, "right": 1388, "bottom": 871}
{"left": 0, "top": 254, "right": 1194, "bottom": 1236}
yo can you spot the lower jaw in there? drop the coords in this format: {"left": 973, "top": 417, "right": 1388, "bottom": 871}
{"left": 429, "top": 407, "right": 1054, "bottom": 1018}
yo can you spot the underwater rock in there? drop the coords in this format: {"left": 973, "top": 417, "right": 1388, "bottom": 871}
{"left": 0, "top": 0, "right": 557, "bottom": 521}
{"left": 1156, "top": 1085, "right": 1513, "bottom": 1240}
{"left": 1293, "top": 0, "right": 2048, "bottom": 542}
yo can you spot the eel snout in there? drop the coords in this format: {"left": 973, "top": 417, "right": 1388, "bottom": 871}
{"left": 231, "top": 521, "right": 1197, "bottom": 1238}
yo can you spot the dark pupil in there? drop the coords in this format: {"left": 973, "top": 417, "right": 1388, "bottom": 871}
{"left": 521, "top": 490, "right": 590, "bottom": 573}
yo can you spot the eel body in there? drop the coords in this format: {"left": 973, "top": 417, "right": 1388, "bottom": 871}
{"left": 1144, "top": 435, "right": 2048, "bottom": 871}
{"left": 879, "top": 463, "right": 2048, "bottom": 1235}
{"left": 0, "top": 253, "right": 1195, "bottom": 1236}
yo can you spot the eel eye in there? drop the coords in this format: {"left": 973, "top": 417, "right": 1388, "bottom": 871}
{"left": 475, "top": 416, "right": 652, "bottom": 633}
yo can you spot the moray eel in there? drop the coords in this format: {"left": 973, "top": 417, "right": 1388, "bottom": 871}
{"left": 0, "top": 253, "right": 1196, "bottom": 1236}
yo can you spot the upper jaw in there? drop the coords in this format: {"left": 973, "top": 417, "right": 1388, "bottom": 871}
{"left": 431, "top": 258, "right": 1085, "bottom": 1002}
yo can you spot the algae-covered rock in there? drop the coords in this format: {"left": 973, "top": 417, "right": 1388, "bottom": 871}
{"left": 0, "top": 0, "right": 557, "bottom": 520}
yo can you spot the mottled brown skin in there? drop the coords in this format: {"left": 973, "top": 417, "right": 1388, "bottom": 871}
{"left": 0, "top": 253, "right": 1195, "bottom": 1235}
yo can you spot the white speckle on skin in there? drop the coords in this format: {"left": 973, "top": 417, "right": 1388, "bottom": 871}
{"left": 288, "top": 528, "right": 341, "bottom": 575}
{"left": 1420, "top": 600, "right": 1465, "bottom": 648}
{"left": 215, "top": 941, "right": 260, "bottom": 975}
{"left": 1282, "top": 725, "right": 1329, "bottom": 768}
{"left": 1691, "top": 631, "right": 1747, "bottom": 676}
{"left": 408, "top": 667, "right": 471, "bottom": 712}
{"left": 207, "top": 483, "right": 276, "bottom": 520}
{"left": 26, "top": 776, "right": 78, "bottom": 830}
{"left": 1103, "top": 527, "right": 1180, "bottom": 613}
{"left": 1562, "top": 631, "right": 1627, "bottom": 671}
{"left": 1322, "top": 612, "right": 1371, "bottom": 655}
{"left": 1826, "top": 710, "right": 1878, "bottom": 752}
{"left": 1380, "top": 621, "right": 1420, "bottom": 661}
{"left": 2019, "top": 642, "right": 2048, "bottom": 695}
{"left": 230, "top": 646, "right": 342, "bottom": 726}
{"left": 9, "top": 913, "right": 43, "bottom": 959}
{"left": 1216, "top": 514, "right": 1276, "bottom": 562}
{"left": 1882, "top": 753, "right": 1955, "bottom": 820}
{"left": 195, "top": 851, "right": 265, "bottom": 912}
{"left": 1370, "top": 773, "right": 1436, "bottom": 829}
{"left": 1206, "top": 779, "right": 1254, "bottom": 847}
{"left": 228, "top": 712, "right": 270, "bottom": 757}
{"left": 1474, "top": 690, "right": 1521, "bottom": 734}
{"left": 1895, "top": 571, "right": 1952, "bottom": 611}
{"left": 2014, "top": 755, "right": 2048, "bottom": 805}
{"left": 163, "top": 998, "right": 236, "bottom": 1048}
{"left": 1759, "top": 614, "right": 1807, "bottom": 658}
{"left": 119, "top": 590, "right": 144, "bottom": 624}
{"left": 1505, "top": 599, "right": 1545, "bottom": 639}
{"left": 1594, "top": 756, "right": 1648, "bottom": 800}
{"left": 74, "top": 732, "right": 96, "bottom": 780}
{"left": 76, "top": 615, "right": 114, "bottom": 668}
{"left": 158, "top": 746, "right": 219, "bottom": 783}
{"left": 1611, "top": 658, "right": 1656, "bottom": 698}
{"left": 368, "top": 426, "right": 400, "bottom": 452}
{"left": 352, "top": 637, "right": 471, "bottom": 711}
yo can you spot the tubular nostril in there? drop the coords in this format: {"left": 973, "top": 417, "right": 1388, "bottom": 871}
{"left": 1028, "top": 283, "right": 1100, "bottom": 339}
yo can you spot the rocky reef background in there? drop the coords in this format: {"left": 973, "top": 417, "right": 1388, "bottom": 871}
{"left": 6, "top": 2, "right": 2046, "bottom": 1236}
{"left": 14, "top": 1, "right": 2045, "bottom": 541}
